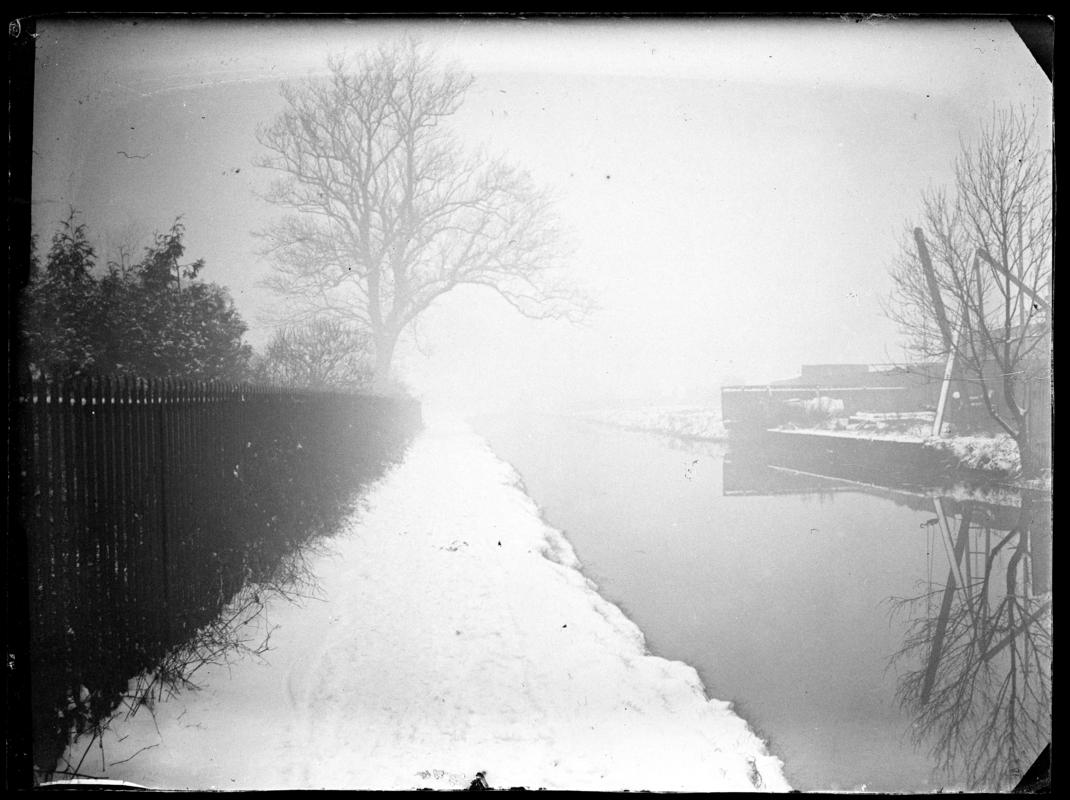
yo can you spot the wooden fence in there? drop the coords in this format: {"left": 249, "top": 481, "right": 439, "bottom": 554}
{"left": 12, "top": 376, "right": 421, "bottom": 774}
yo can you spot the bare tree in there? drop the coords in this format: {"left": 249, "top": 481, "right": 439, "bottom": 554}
{"left": 886, "top": 106, "right": 1051, "bottom": 477}
{"left": 255, "top": 42, "right": 587, "bottom": 391}
{"left": 253, "top": 320, "right": 372, "bottom": 390}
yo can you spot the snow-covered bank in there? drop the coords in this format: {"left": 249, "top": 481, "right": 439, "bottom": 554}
{"left": 578, "top": 405, "right": 727, "bottom": 441}
{"left": 59, "top": 413, "right": 788, "bottom": 792}
{"left": 922, "top": 433, "right": 1021, "bottom": 475}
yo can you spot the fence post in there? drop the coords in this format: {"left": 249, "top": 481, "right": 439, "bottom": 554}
{"left": 153, "top": 378, "right": 172, "bottom": 645}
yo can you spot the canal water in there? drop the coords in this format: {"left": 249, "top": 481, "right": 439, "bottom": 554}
{"left": 473, "top": 414, "right": 1052, "bottom": 793}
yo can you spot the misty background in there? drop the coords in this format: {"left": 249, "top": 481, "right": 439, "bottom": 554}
{"left": 29, "top": 16, "right": 1051, "bottom": 414}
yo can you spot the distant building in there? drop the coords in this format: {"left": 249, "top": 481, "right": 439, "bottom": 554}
{"left": 722, "top": 366, "right": 933, "bottom": 433}
{"left": 772, "top": 363, "right": 945, "bottom": 391}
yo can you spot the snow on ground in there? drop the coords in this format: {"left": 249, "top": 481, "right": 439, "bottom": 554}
{"left": 578, "top": 405, "right": 727, "bottom": 441}
{"left": 923, "top": 433, "right": 1021, "bottom": 475}
{"left": 779, "top": 410, "right": 935, "bottom": 440}
{"left": 59, "top": 412, "right": 788, "bottom": 792}
{"left": 771, "top": 427, "right": 932, "bottom": 444}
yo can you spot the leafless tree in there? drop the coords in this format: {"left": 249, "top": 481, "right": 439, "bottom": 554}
{"left": 886, "top": 106, "right": 1051, "bottom": 476}
{"left": 253, "top": 320, "right": 372, "bottom": 390}
{"left": 255, "top": 42, "right": 587, "bottom": 390}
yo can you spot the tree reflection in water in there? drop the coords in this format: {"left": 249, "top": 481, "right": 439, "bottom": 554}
{"left": 888, "top": 492, "right": 1052, "bottom": 791}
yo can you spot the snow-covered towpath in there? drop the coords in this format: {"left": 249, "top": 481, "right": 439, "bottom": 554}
{"left": 61, "top": 414, "right": 788, "bottom": 791}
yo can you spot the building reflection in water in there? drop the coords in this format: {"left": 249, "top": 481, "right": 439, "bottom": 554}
{"left": 723, "top": 450, "right": 1052, "bottom": 792}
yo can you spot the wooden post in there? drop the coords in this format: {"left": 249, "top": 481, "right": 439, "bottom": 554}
{"left": 977, "top": 248, "right": 1052, "bottom": 316}
{"left": 932, "top": 332, "right": 960, "bottom": 438}
{"left": 915, "top": 228, "right": 955, "bottom": 350}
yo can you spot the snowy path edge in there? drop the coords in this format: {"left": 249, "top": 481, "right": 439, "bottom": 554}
{"left": 58, "top": 415, "right": 790, "bottom": 792}
{"left": 474, "top": 429, "right": 790, "bottom": 791}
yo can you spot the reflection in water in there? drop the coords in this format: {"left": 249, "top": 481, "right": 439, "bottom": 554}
{"left": 725, "top": 451, "right": 1052, "bottom": 791}
{"left": 888, "top": 492, "right": 1052, "bottom": 791}
{"left": 476, "top": 418, "right": 1050, "bottom": 791}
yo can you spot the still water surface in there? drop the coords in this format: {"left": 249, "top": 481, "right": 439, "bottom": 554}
{"left": 474, "top": 414, "right": 1051, "bottom": 793}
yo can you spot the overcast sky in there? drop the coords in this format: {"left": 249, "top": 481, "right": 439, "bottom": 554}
{"left": 30, "top": 16, "right": 1051, "bottom": 412}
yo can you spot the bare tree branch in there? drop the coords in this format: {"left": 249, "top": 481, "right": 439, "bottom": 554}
{"left": 886, "top": 106, "right": 1051, "bottom": 476}
{"left": 255, "top": 42, "right": 586, "bottom": 389}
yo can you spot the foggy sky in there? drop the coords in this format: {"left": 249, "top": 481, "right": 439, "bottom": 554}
{"left": 29, "top": 16, "right": 1051, "bottom": 413}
